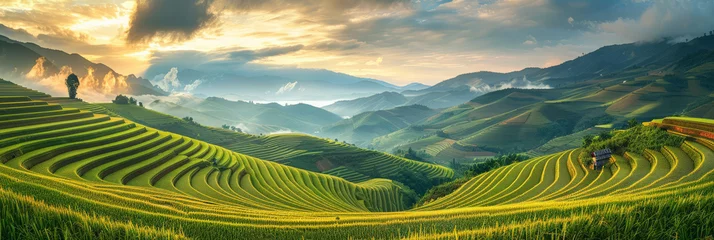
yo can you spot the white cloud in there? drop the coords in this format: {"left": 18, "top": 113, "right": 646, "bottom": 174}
{"left": 469, "top": 76, "right": 551, "bottom": 93}
{"left": 183, "top": 79, "right": 203, "bottom": 92}
{"left": 522, "top": 35, "right": 538, "bottom": 45}
{"left": 151, "top": 67, "right": 182, "bottom": 92}
{"left": 276, "top": 81, "right": 298, "bottom": 94}
{"left": 568, "top": 17, "right": 574, "bottom": 26}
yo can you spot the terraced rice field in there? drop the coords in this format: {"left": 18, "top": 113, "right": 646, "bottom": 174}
{"left": 323, "top": 166, "right": 371, "bottom": 182}
{"left": 2, "top": 89, "right": 714, "bottom": 238}
{"left": 224, "top": 133, "right": 454, "bottom": 181}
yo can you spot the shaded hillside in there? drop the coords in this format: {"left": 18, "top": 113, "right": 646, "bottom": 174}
{"left": 320, "top": 105, "right": 438, "bottom": 146}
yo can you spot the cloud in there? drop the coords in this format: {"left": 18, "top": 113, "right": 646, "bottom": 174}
{"left": 366, "top": 57, "right": 383, "bottom": 66}
{"left": 568, "top": 17, "right": 575, "bottom": 25}
{"left": 126, "top": 0, "right": 217, "bottom": 44}
{"left": 183, "top": 79, "right": 203, "bottom": 92}
{"left": 469, "top": 76, "right": 551, "bottom": 93}
{"left": 151, "top": 67, "right": 182, "bottom": 92}
{"left": 276, "top": 81, "right": 298, "bottom": 95}
{"left": 228, "top": 45, "right": 304, "bottom": 62}
{"left": 597, "top": 0, "right": 714, "bottom": 42}
{"left": 523, "top": 35, "right": 538, "bottom": 45}
{"left": 124, "top": 0, "right": 409, "bottom": 44}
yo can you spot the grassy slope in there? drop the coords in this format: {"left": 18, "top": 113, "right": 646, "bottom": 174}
{"left": 73, "top": 102, "right": 453, "bottom": 192}
{"left": 2, "top": 89, "right": 714, "bottom": 239}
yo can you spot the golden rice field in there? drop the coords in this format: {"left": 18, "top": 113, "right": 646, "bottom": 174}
{"left": 1, "top": 79, "right": 714, "bottom": 239}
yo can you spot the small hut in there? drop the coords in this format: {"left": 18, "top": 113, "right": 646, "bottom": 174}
{"left": 591, "top": 148, "right": 612, "bottom": 170}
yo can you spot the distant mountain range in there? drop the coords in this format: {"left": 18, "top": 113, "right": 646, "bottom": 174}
{"left": 326, "top": 35, "right": 714, "bottom": 164}
{"left": 327, "top": 35, "right": 714, "bottom": 118}
{"left": 371, "top": 36, "right": 714, "bottom": 164}
{"left": 146, "top": 66, "right": 429, "bottom": 101}
{"left": 146, "top": 95, "right": 342, "bottom": 134}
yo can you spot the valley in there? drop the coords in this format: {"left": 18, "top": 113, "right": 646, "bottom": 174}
{"left": 2, "top": 79, "right": 714, "bottom": 238}
{"left": 1, "top": 2, "right": 714, "bottom": 238}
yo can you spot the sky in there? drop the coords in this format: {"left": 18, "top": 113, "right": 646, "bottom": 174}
{"left": 1, "top": 0, "right": 713, "bottom": 85}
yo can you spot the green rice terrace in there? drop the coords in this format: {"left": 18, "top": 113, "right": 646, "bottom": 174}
{"left": 2, "top": 81, "right": 714, "bottom": 239}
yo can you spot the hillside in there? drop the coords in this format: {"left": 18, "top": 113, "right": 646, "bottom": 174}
{"left": 371, "top": 40, "right": 714, "bottom": 163}
{"left": 30, "top": 91, "right": 453, "bottom": 193}
{"left": 320, "top": 105, "right": 439, "bottom": 146}
{"left": 323, "top": 91, "right": 408, "bottom": 117}
{"left": 2, "top": 85, "right": 714, "bottom": 239}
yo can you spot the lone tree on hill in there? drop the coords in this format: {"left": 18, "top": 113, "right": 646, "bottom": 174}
{"left": 112, "top": 94, "right": 129, "bottom": 104}
{"left": 65, "top": 73, "right": 80, "bottom": 99}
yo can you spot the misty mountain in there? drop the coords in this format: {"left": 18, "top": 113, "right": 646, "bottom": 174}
{"left": 323, "top": 91, "right": 408, "bottom": 117}
{"left": 145, "top": 66, "right": 417, "bottom": 101}
{"left": 0, "top": 34, "right": 166, "bottom": 97}
{"left": 400, "top": 82, "right": 430, "bottom": 91}
{"left": 370, "top": 36, "right": 714, "bottom": 163}
{"left": 320, "top": 104, "right": 438, "bottom": 146}
{"left": 147, "top": 96, "right": 342, "bottom": 134}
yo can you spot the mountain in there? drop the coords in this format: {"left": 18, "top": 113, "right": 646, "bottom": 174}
{"left": 320, "top": 104, "right": 439, "bottom": 146}
{"left": 146, "top": 67, "right": 405, "bottom": 101}
{"left": 405, "top": 68, "right": 542, "bottom": 95}
{"left": 146, "top": 96, "right": 342, "bottom": 134}
{"left": 400, "top": 82, "right": 430, "bottom": 91}
{"left": 371, "top": 40, "right": 714, "bottom": 163}
{"left": 386, "top": 36, "right": 714, "bottom": 113}
{"left": 323, "top": 91, "right": 408, "bottom": 117}
{"left": 0, "top": 34, "right": 166, "bottom": 98}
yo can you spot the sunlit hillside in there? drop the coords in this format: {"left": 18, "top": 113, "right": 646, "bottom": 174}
{"left": 2, "top": 79, "right": 714, "bottom": 239}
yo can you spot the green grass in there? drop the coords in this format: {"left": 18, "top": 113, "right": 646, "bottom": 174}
{"left": 1, "top": 82, "right": 714, "bottom": 239}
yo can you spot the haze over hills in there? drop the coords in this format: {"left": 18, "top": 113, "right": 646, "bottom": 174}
{"left": 0, "top": 35, "right": 166, "bottom": 100}
{"left": 142, "top": 95, "right": 343, "bottom": 134}
{"left": 146, "top": 65, "right": 428, "bottom": 103}
{"left": 323, "top": 91, "right": 409, "bottom": 117}
{"left": 371, "top": 35, "right": 714, "bottom": 164}
{"left": 319, "top": 104, "right": 439, "bottom": 146}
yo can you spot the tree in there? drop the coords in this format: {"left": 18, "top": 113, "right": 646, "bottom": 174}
{"left": 65, "top": 73, "right": 80, "bottom": 99}
{"left": 222, "top": 124, "right": 230, "bottom": 129}
{"left": 128, "top": 97, "right": 137, "bottom": 105}
{"left": 582, "top": 134, "right": 595, "bottom": 148}
{"left": 627, "top": 118, "right": 639, "bottom": 129}
{"left": 139, "top": 102, "right": 144, "bottom": 108}
{"left": 182, "top": 116, "right": 195, "bottom": 124}
{"left": 597, "top": 131, "right": 612, "bottom": 141}
{"left": 112, "top": 94, "right": 129, "bottom": 104}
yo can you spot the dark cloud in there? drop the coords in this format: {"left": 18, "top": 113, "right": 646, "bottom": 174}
{"left": 125, "top": 0, "right": 410, "bottom": 44}
{"left": 145, "top": 44, "right": 304, "bottom": 76}
{"left": 228, "top": 45, "right": 304, "bottom": 62}
{"left": 126, "top": 0, "right": 218, "bottom": 44}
